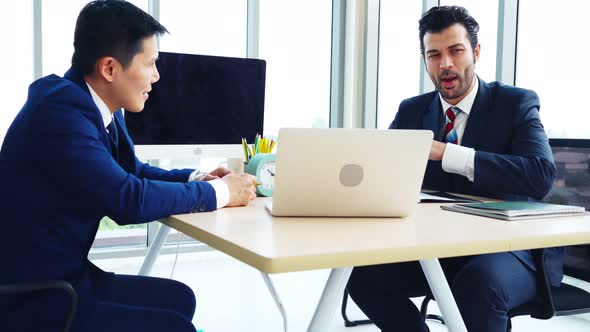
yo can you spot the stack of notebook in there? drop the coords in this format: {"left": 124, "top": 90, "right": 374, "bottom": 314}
{"left": 442, "top": 201, "right": 586, "bottom": 221}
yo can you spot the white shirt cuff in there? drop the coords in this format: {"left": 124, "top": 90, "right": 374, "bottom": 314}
{"left": 208, "top": 179, "right": 230, "bottom": 209}
{"left": 188, "top": 170, "right": 229, "bottom": 208}
{"left": 188, "top": 169, "right": 207, "bottom": 182}
{"left": 441, "top": 143, "right": 476, "bottom": 182}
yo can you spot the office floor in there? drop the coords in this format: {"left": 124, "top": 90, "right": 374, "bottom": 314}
{"left": 93, "top": 249, "right": 590, "bottom": 332}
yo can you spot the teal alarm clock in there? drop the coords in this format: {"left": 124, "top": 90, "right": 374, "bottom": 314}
{"left": 245, "top": 153, "right": 276, "bottom": 197}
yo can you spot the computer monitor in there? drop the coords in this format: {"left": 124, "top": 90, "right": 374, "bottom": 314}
{"left": 124, "top": 52, "right": 266, "bottom": 161}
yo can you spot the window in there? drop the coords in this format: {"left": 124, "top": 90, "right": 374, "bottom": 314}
{"left": 376, "top": 2, "right": 422, "bottom": 129}
{"left": 0, "top": 1, "right": 33, "bottom": 144}
{"left": 258, "top": 0, "right": 332, "bottom": 135}
{"left": 516, "top": 1, "right": 590, "bottom": 139}
{"left": 159, "top": 0, "right": 246, "bottom": 57}
{"left": 440, "top": 0, "right": 498, "bottom": 83}
{"left": 93, "top": 217, "right": 146, "bottom": 249}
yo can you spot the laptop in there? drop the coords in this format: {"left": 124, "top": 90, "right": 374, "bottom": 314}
{"left": 267, "top": 128, "right": 433, "bottom": 217}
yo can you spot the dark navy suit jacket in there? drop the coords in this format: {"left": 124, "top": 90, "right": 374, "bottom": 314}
{"left": 0, "top": 68, "right": 216, "bottom": 328}
{"left": 389, "top": 78, "right": 563, "bottom": 286}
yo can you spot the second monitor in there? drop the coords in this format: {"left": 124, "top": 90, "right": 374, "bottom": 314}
{"left": 125, "top": 52, "right": 266, "bottom": 148}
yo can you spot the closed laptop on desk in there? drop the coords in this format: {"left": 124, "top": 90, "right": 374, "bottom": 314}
{"left": 268, "top": 128, "right": 432, "bottom": 217}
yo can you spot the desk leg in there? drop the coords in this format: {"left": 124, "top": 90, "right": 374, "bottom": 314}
{"left": 419, "top": 259, "right": 467, "bottom": 332}
{"left": 138, "top": 223, "right": 171, "bottom": 276}
{"left": 306, "top": 267, "right": 352, "bottom": 332}
{"left": 260, "top": 272, "right": 288, "bottom": 332}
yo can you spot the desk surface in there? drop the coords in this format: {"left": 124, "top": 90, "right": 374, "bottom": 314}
{"left": 164, "top": 197, "right": 590, "bottom": 273}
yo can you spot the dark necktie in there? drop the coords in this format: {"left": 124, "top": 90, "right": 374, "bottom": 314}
{"left": 444, "top": 106, "right": 460, "bottom": 145}
{"left": 107, "top": 119, "right": 119, "bottom": 159}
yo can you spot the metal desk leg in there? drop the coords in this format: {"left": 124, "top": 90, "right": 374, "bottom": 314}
{"left": 419, "top": 259, "right": 467, "bottom": 332}
{"left": 138, "top": 224, "right": 171, "bottom": 276}
{"left": 307, "top": 267, "right": 353, "bottom": 332}
{"left": 260, "top": 272, "right": 288, "bottom": 332}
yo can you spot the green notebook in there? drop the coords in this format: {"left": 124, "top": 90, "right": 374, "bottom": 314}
{"left": 441, "top": 201, "right": 586, "bottom": 220}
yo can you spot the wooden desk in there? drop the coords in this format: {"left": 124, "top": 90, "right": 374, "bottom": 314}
{"left": 140, "top": 197, "right": 590, "bottom": 332}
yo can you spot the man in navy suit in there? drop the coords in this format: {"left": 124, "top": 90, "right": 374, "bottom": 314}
{"left": 347, "top": 6, "right": 559, "bottom": 332}
{"left": 0, "top": 1, "right": 257, "bottom": 331}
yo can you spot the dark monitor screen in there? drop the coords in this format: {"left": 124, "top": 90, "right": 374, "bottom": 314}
{"left": 543, "top": 139, "right": 590, "bottom": 210}
{"left": 125, "top": 52, "right": 266, "bottom": 145}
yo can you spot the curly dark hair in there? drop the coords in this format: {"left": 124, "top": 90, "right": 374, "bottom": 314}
{"left": 418, "top": 6, "right": 479, "bottom": 56}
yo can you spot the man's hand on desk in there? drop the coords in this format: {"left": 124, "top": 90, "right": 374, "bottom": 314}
{"left": 208, "top": 166, "right": 232, "bottom": 178}
{"left": 193, "top": 166, "right": 233, "bottom": 181}
{"left": 429, "top": 140, "right": 447, "bottom": 161}
{"left": 222, "top": 173, "right": 258, "bottom": 207}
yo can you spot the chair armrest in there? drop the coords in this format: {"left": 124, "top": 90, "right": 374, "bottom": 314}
{"left": 0, "top": 280, "right": 78, "bottom": 332}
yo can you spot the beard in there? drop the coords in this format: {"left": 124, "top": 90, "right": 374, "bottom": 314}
{"left": 432, "top": 63, "right": 476, "bottom": 102}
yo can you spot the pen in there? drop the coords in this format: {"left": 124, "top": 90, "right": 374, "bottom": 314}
{"left": 241, "top": 138, "right": 249, "bottom": 161}
{"left": 247, "top": 144, "right": 254, "bottom": 158}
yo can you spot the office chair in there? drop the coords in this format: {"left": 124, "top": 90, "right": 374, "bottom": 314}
{"left": 342, "top": 247, "right": 590, "bottom": 330}
{"left": 505, "top": 247, "right": 590, "bottom": 331}
{"left": 0, "top": 280, "right": 78, "bottom": 332}
{"left": 417, "top": 248, "right": 590, "bottom": 332}
{"left": 341, "top": 289, "right": 372, "bottom": 327}
{"left": 341, "top": 288, "right": 443, "bottom": 327}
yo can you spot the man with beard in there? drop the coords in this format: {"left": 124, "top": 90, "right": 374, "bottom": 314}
{"left": 346, "top": 6, "right": 560, "bottom": 332}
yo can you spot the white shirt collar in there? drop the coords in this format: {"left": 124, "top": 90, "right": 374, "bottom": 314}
{"left": 439, "top": 76, "right": 479, "bottom": 115}
{"left": 86, "top": 82, "right": 113, "bottom": 129}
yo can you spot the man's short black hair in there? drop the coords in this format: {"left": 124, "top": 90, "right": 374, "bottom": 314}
{"left": 72, "top": 0, "right": 168, "bottom": 75}
{"left": 418, "top": 6, "right": 479, "bottom": 56}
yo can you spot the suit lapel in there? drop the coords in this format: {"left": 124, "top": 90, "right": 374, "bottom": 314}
{"left": 421, "top": 95, "right": 442, "bottom": 140}
{"left": 461, "top": 78, "right": 493, "bottom": 149}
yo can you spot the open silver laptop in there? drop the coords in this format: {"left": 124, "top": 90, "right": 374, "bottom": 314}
{"left": 267, "top": 128, "right": 433, "bottom": 217}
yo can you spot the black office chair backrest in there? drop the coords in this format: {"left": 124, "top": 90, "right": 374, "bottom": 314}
{"left": 507, "top": 140, "right": 590, "bottom": 326}
{"left": 544, "top": 140, "right": 590, "bottom": 284}
{"left": 0, "top": 280, "right": 78, "bottom": 332}
{"left": 544, "top": 139, "right": 590, "bottom": 212}
{"left": 564, "top": 245, "right": 590, "bottom": 282}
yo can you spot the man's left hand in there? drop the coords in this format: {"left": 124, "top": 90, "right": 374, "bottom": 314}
{"left": 429, "top": 140, "right": 447, "bottom": 160}
{"left": 208, "top": 167, "right": 232, "bottom": 179}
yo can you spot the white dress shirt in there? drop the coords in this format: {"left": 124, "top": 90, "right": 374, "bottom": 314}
{"left": 438, "top": 77, "right": 478, "bottom": 182}
{"left": 85, "top": 82, "right": 229, "bottom": 208}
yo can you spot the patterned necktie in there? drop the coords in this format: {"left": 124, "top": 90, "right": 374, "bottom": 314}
{"left": 444, "top": 106, "right": 460, "bottom": 145}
